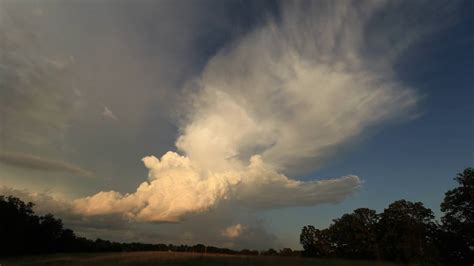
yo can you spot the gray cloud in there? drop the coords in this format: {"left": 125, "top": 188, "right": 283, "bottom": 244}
{"left": 0, "top": 0, "right": 245, "bottom": 192}
{"left": 0, "top": 186, "right": 71, "bottom": 215}
{"left": 0, "top": 152, "right": 93, "bottom": 177}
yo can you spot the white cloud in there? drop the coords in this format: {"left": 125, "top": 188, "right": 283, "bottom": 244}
{"left": 72, "top": 1, "right": 420, "bottom": 223}
{"left": 73, "top": 152, "right": 360, "bottom": 222}
{"left": 73, "top": 152, "right": 239, "bottom": 222}
{"left": 177, "top": 2, "right": 418, "bottom": 175}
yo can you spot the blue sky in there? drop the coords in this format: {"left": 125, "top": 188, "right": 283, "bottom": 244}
{"left": 0, "top": 0, "right": 472, "bottom": 249}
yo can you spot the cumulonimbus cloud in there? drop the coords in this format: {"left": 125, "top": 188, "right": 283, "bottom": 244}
{"left": 73, "top": 1, "right": 420, "bottom": 222}
{"left": 0, "top": 152, "right": 94, "bottom": 178}
{"left": 73, "top": 152, "right": 360, "bottom": 222}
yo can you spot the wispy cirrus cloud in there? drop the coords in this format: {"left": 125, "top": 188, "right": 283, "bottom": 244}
{"left": 0, "top": 152, "right": 93, "bottom": 178}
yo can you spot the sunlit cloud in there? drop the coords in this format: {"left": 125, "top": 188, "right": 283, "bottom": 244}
{"left": 73, "top": 1, "right": 419, "bottom": 222}
{"left": 73, "top": 152, "right": 360, "bottom": 222}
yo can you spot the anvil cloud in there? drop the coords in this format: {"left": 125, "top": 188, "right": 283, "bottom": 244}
{"left": 73, "top": 1, "right": 417, "bottom": 222}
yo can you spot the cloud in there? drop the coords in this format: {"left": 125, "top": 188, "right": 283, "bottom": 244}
{"left": 0, "top": 0, "right": 464, "bottom": 249}
{"left": 0, "top": 3, "right": 76, "bottom": 151}
{"left": 234, "top": 156, "right": 361, "bottom": 209}
{"left": 177, "top": 1, "right": 419, "bottom": 175}
{"left": 72, "top": 152, "right": 238, "bottom": 222}
{"left": 0, "top": 186, "right": 144, "bottom": 241}
{"left": 72, "top": 152, "right": 359, "bottom": 222}
{"left": 0, "top": 185, "right": 279, "bottom": 249}
{"left": 0, "top": 186, "right": 71, "bottom": 215}
{"left": 0, "top": 0, "right": 240, "bottom": 187}
{"left": 102, "top": 106, "right": 118, "bottom": 121}
{"left": 145, "top": 203, "right": 280, "bottom": 249}
{"left": 73, "top": 1, "right": 423, "bottom": 222}
{"left": 222, "top": 224, "right": 244, "bottom": 239}
{"left": 0, "top": 152, "right": 94, "bottom": 177}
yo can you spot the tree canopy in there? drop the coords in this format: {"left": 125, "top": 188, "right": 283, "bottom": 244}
{"left": 439, "top": 167, "right": 474, "bottom": 265}
{"left": 300, "top": 167, "right": 473, "bottom": 265}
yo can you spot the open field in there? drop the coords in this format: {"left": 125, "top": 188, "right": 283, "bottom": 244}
{"left": 1, "top": 252, "right": 411, "bottom": 266}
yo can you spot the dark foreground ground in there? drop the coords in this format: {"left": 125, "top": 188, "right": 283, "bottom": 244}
{"left": 1, "top": 251, "right": 414, "bottom": 266}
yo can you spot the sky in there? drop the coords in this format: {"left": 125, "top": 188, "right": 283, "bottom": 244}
{"left": 0, "top": 0, "right": 473, "bottom": 250}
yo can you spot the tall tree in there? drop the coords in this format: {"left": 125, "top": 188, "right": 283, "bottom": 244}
{"left": 439, "top": 167, "right": 474, "bottom": 265}
{"left": 39, "top": 214, "right": 64, "bottom": 252}
{"left": 0, "top": 195, "right": 37, "bottom": 254}
{"left": 377, "top": 200, "right": 437, "bottom": 262}
{"left": 329, "top": 208, "right": 379, "bottom": 259}
{"left": 300, "top": 226, "right": 333, "bottom": 257}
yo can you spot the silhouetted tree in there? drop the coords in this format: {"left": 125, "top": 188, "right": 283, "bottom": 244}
{"left": 439, "top": 167, "right": 474, "bottom": 265}
{"left": 377, "top": 200, "right": 437, "bottom": 263}
{"left": 0, "top": 195, "right": 38, "bottom": 255}
{"left": 329, "top": 208, "right": 379, "bottom": 259}
{"left": 300, "top": 226, "right": 333, "bottom": 257}
{"left": 279, "top": 248, "right": 297, "bottom": 256}
{"left": 57, "top": 229, "right": 77, "bottom": 252}
{"left": 191, "top": 244, "right": 206, "bottom": 253}
{"left": 38, "top": 214, "right": 64, "bottom": 252}
{"left": 261, "top": 248, "right": 278, "bottom": 256}
{"left": 239, "top": 249, "right": 258, "bottom": 255}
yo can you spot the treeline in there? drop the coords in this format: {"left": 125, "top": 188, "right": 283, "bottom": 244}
{"left": 0, "top": 195, "right": 297, "bottom": 257}
{"left": 300, "top": 168, "right": 473, "bottom": 265}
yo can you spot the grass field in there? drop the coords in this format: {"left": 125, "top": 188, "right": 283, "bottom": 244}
{"left": 1, "top": 252, "right": 409, "bottom": 266}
